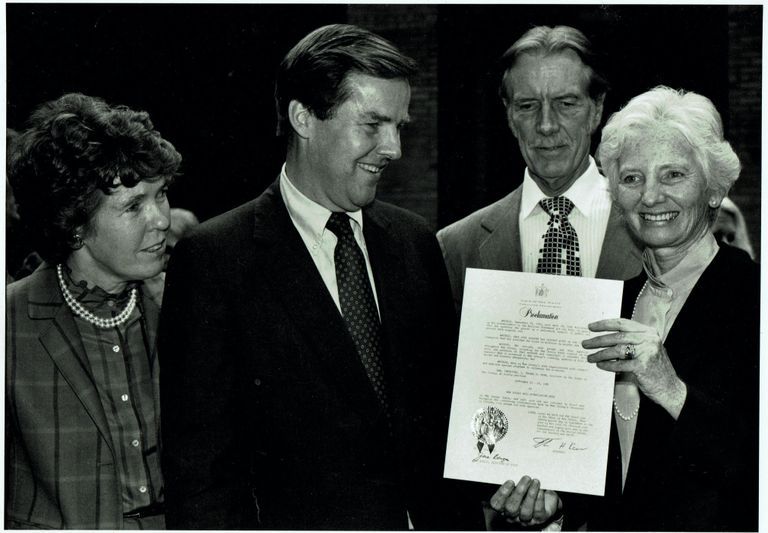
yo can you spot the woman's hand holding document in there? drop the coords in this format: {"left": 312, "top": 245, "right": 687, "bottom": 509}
{"left": 444, "top": 268, "right": 622, "bottom": 496}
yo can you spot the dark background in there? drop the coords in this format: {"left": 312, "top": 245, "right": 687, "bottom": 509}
{"left": 434, "top": 4, "right": 761, "bottom": 256}
{"left": 7, "top": 4, "right": 762, "bottom": 255}
{"left": 7, "top": 4, "right": 346, "bottom": 221}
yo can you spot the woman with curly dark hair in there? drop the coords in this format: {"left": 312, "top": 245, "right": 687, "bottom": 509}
{"left": 6, "top": 93, "right": 181, "bottom": 529}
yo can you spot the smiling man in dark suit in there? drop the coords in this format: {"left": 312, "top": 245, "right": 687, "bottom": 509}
{"left": 158, "top": 24, "right": 481, "bottom": 530}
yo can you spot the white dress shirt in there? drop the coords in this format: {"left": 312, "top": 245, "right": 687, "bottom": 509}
{"left": 519, "top": 157, "right": 612, "bottom": 277}
{"left": 279, "top": 163, "right": 380, "bottom": 315}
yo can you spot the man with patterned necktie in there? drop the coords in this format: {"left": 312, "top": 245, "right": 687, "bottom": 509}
{"left": 438, "top": 25, "right": 642, "bottom": 314}
{"left": 159, "top": 24, "right": 483, "bottom": 530}
{"left": 436, "top": 25, "right": 643, "bottom": 530}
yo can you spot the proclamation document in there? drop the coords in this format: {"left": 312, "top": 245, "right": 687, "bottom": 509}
{"left": 444, "top": 268, "right": 622, "bottom": 495}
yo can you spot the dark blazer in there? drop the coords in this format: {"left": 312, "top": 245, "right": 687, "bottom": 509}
{"left": 581, "top": 244, "right": 759, "bottom": 531}
{"left": 5, "top": 264, "right": 163, "bottom": 529}
{"left": 437, "top": 184, "right": 642, "bottom": 310}
{"left": 158, "top": 181, "right": 483, "bottom": 530}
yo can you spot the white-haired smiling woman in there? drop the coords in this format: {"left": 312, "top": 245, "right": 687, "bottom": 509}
{"left": 576, "top": 86, "right": 758, "bottom": 530}
{"left": 487, "top": 86, "right": 758, "bottom": 531}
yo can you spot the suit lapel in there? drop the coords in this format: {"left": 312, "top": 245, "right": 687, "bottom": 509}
{"left": 27, "top": 265, "right": 114, "bottom": 455}
{"left": 138, "top": 275, "right": 163, "bottom": 428}
{"left": 254, "top": 182, "right": 383, "bottom": 422}
{"left": 596, "top": 206, "right": 643, "bottom": 280}
{"left": 139, "top": 273, "right": 163, "bottom": 362}
{"left": 478, "top": 187, "right": 523, "bottom": 272}
{"left": 361, "top": 206, "right": 412, "bottom": 402}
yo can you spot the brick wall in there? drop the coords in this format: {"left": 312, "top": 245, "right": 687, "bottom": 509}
{"left": 347, "top": 5, "right": 440, "bottom": 228}
{"left": 728, "top": 5, "right": 762, "bottom": 258}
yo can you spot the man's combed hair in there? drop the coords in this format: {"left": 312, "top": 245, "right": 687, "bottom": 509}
{"left": 274, "top": 24, "right": 418, "bottom": 137}
{"left": 499, "top": 25, "right": 609, "bottom": 101}
{"left": 8, "top": 92, "right": 182, "bottom": 263}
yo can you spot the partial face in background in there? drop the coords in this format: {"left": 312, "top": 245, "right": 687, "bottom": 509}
{"left": 76, "top": 177, "right": 171, "bottom": 290}
{"left": 614, "top": 126, "right": 722, "bottom": 254}
{"left": 503, "top": 50, "right": 604, "bottom": 196}
{"left": 302, "top": 73, "right": 411, "bottom": 212}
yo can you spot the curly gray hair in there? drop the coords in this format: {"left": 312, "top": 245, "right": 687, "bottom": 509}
{"left": 597, "top": 86, "right": 740, "bottom": 201}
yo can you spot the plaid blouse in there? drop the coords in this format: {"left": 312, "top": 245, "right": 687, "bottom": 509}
{"left": 64, "top": 272, "right": 164, "bottom": 515}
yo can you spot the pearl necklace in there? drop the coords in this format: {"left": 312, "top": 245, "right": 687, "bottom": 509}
{"left": 613, "top": 396, "right": 640, "bottom": 422}
{"left": 630, "top": 279, "right": 648, "bottom": 322}
{"left": 56, "top": 264, "right": 137, "bottom": 329}
{"left": 613, "top": 280, "right": 648, "bottom": 422}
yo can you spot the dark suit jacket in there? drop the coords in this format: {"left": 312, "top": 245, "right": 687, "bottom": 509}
{"left": 437, "top": 184, "right": 643, "bottom": 310}
{"left": 159, "top": 181, "right": 483, "bottom": 530}
{"left": 5, "top": 264, "right": 163, "bottom": 529}
{"left": 579, "top": 244, "right": 759, "bottom": 531}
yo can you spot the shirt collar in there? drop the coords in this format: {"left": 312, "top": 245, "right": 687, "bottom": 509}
{"left": 643, "top": 231, "right": 719, "bottom": 294}
{"left": 60, "top": 264, "right": 138, "bottom": 309}
{"left": 280, "top": 163, "right": 364, "bottom": 239}
{"left": 520, "top": 156, "right": 607, "bottom": 218}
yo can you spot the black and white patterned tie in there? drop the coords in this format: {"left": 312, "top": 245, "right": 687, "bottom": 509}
{"left": 326, "top": 212, "right": 388, "bottom": 409}
{"left": 536, "top": 196, "right": 582, "bottom": 276}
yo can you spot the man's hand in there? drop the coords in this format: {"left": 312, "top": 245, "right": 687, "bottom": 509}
{"left": 488, "top": 476, "right": 562, "bottom": 527}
